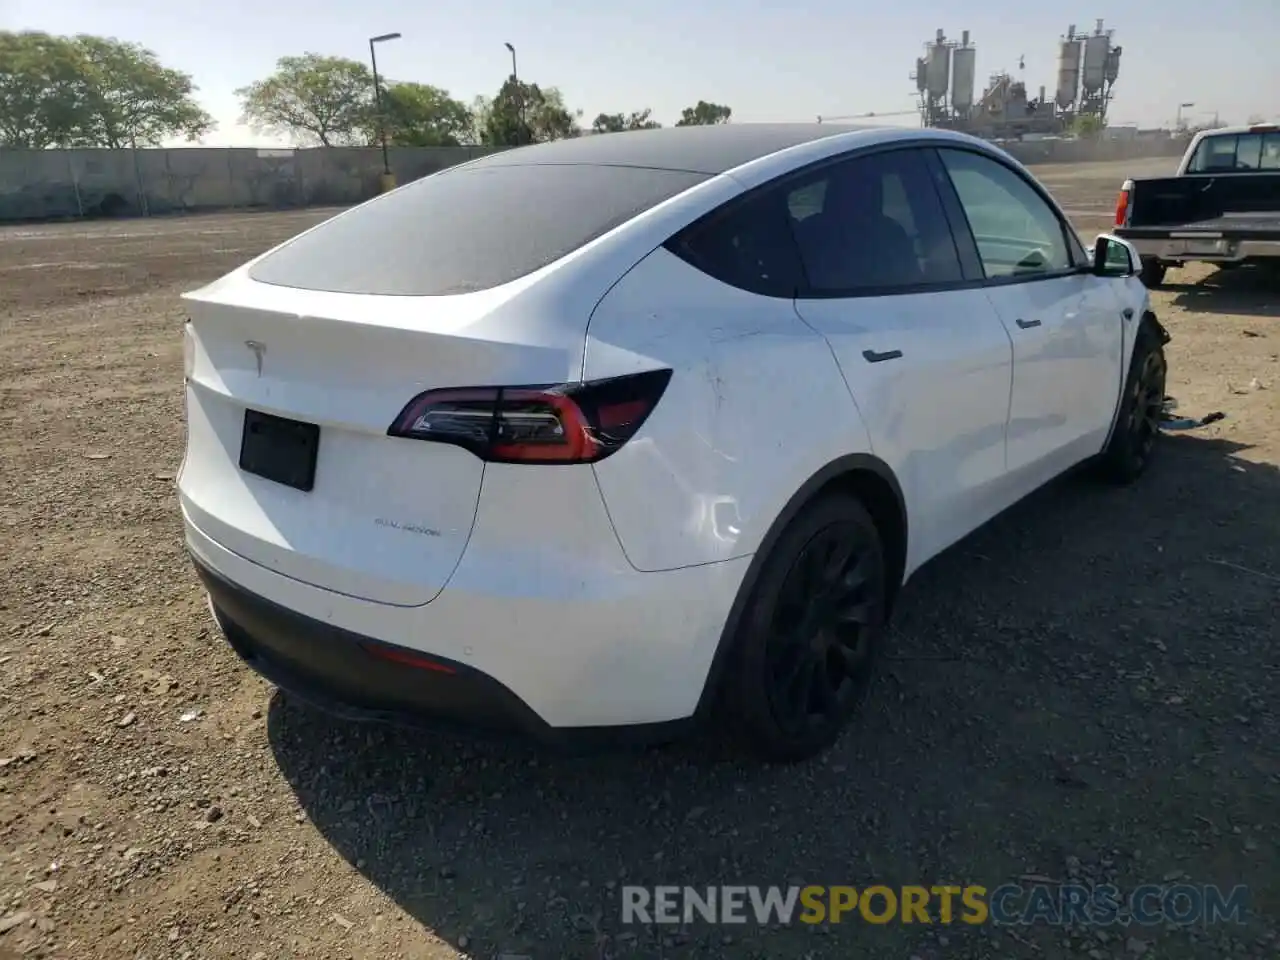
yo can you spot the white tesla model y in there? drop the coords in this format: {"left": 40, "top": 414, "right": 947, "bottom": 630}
{"left": 179, "top": 124, "right": 1167, "bottom": 761}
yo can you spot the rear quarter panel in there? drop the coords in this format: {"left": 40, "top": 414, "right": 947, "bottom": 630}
{"left": 584, "top": 246, "right": 872, "bottom": 572}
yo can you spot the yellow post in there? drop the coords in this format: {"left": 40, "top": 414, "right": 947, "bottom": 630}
{"left": 378, "top": 172, "right": 397, "bottom": 193}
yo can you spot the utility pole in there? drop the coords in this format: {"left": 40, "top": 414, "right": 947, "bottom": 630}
{"left": 1175, "top": 101, "right": 1195, "bottom": 131}
{"left": 505, "top": 42, "right": 524, "bottom": 144}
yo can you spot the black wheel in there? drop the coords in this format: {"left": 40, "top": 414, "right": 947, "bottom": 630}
{"left": 720, "top": 494, "right": 888, "bottom": 762}
{"left": 1097, "top": 322, "right": 1168, "bottom": 484}
{"left": 1139, "top": 258, "right": 1167, "bottom": 288}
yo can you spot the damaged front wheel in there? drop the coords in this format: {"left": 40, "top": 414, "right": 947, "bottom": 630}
{"left": 1096, "top": 317, "right": 1169, "bottom": 485}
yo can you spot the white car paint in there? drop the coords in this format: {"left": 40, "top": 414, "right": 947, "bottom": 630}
{"left": 179, "top": 125, "right": 1152, "bottom": 733}
{"left": 985, "top": 273, "right": 1126, "bottom": 484}
{"left": 582, "top": 246, "right": 869, "bottom": 572}
{"left": 790, "top": 286, "right": 1016, "bottom": 574}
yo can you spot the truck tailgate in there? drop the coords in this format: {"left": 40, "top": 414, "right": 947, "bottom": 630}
{"left": 1125, "top": 173, "right": 1280, "bottom": 232}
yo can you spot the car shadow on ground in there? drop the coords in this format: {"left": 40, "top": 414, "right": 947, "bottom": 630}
{"left": 1165, "top": 264, "right": 1280, "bottom": 319}
{"left": 268, "top": 433, "right": 1280, "bottom": 960}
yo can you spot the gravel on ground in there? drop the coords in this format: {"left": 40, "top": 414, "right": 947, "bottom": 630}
{"left": 1, "top": 159, "right": 1277, "bottom": 959}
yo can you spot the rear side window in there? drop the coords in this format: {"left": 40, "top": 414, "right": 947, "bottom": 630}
{"left": 1266, "top": 137, "right": 1280, "bottom": 170}
{"left": 669, "top": 147, "right": 964, "bottom": 297}
{"left": 249, "top": 164, "right": 708, "bottom": 296}
{"left": 788, "top": 148, "right": 964, "bottom": 293}
{"left": 667, "top": 183, "right": 808, "bottom": 298}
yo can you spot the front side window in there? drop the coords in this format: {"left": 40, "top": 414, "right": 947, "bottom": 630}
{"left": 786, "top": 148, "right": 964, "bottom": 293}
{"left": 937, "top": 148, "right": 1074, "bottom": 279}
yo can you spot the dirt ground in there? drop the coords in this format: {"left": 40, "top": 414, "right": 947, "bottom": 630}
{"left": 1, "top": 158, "right": 1277, "bottom": 960}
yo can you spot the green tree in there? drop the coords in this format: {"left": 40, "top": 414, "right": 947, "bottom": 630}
{"left": 1069, "top": 113, "right": 1106, "bottom": 138}
{"left": 377, "top": 82, "right": 475, "bottom": 146}
{"left": 70, "top": 35, "right": 213, "bottom": 147}
{"left": 480, "top": 79, "right": 522, "bottom": 145}
{"left": 237, "top": 54, "right": 374, "bottom": 146}
{"left": 0, "top": 32, "right": 85, "bottom": 148}
{"left": 591, "top": 108, "right": 661, "bottom": 134}
{"left": 675, "top": 100, "right": 731, "bottom": 126}
{"left": 0, "top": 31, "right": 212, "bottom": 148}
{"left": 531, "top": 86, "right": 582, "bottom": 141}
{"left": 482, "top": 77, "right": 581, "bottom": 146}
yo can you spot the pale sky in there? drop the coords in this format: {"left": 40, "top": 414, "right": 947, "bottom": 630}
{"left": 5, "top": 0, "right": 1277, "bottom": 147}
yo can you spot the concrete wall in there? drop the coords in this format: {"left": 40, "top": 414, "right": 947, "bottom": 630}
{"left": 0, "top": 145, "right": 501, "bottom": 222}
{"left": 1001, "top": 135, "right": 1188, "bottom": 167}
{"left": 0, "top": 135, "right": 1190, "bottom": 223}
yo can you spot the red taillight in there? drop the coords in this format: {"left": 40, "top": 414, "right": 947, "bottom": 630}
{"left": 1114, "top": 183, "right": 1131, "bottom": 227}
{"left": 386, "top": 369, "right": 672, "bottom": 464}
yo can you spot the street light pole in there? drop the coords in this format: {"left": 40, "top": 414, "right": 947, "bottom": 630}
{"left": 1176, "top": 101, "right": 1195, "bottom": 131}
{"left": 504, "top": 42, "right": 524, "bottom": 145}
{"left": 369, "top": 32, "right": 401, "bottom": 177}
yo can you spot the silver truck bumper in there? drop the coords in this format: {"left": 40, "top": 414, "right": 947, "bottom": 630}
{"left": 1124, "top": 236, "right": 1280, "bottom": 264}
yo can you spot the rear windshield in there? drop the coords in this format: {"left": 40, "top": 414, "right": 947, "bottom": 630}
{"left": 249, "top": 163, "right": 708, "bottom": 296}
{"left": 1186, "top": 131, "right": 1280, "bottom": 173}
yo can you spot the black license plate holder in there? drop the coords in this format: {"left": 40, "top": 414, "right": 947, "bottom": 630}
{"left": 239, "top": 409, "right": 320, "bottom": 492}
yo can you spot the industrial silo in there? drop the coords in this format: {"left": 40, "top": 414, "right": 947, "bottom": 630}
{"left": 926, "top": 30, "right": 951, "bottom": 100}
{"left": 1104, "top": 44, "right": 1122, "bottom": 85}
{"left": 951, "top": 33, "right": 976, "bottom": 114}
{"left": 1055, "top": 27, "right": 1082, "bottom": 108}
{"left": 1082, "top": 21, "right": 1111, "bottom": 95}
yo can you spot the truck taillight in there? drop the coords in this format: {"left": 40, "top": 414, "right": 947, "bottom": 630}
{"left": 386, "top": 369, "right": 672, "bottom": 464}
{"left": 1114, "top": 179, "right": 1133, "bottom": 227}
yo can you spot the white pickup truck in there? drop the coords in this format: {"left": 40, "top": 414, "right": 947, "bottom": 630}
{"left": 1113, "top": 122, "right": 1280, "bottom": 287}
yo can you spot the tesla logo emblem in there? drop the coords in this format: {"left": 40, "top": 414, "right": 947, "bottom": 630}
{"left": 245, "top": 340, "right": 266, "bottom": 376}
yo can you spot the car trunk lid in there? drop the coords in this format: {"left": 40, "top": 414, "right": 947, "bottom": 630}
{"left": 179, "top": 273, "right": 581, "bottom": 606}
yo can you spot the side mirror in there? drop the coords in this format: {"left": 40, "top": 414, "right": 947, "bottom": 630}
{"left": 1092, "top": 234, "right": 1137, "bottom": 277}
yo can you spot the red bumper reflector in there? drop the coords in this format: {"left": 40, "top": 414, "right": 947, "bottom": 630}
{"left": 362, "top": 643, "right": 456, "bottom": 674}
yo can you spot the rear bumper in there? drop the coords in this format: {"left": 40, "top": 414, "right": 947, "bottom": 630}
{"left": 194, "top": 553, "right": 694, "bottom": 750}
{"left": 1116, "top": 232, "right": 1280, "bottom": 263}
{"left": 184, "top": 502, "right": 752, "bottom": 738}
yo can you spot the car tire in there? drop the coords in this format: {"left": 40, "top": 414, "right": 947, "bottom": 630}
{"left": 719, "top": 493, "right": 888, "bottom": 763}
{"left": 1139, "top": 258, "right": 1167, "bottom": 288}
{"left": 1097, "top": 319, "right": 1168, "bottom": 485}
